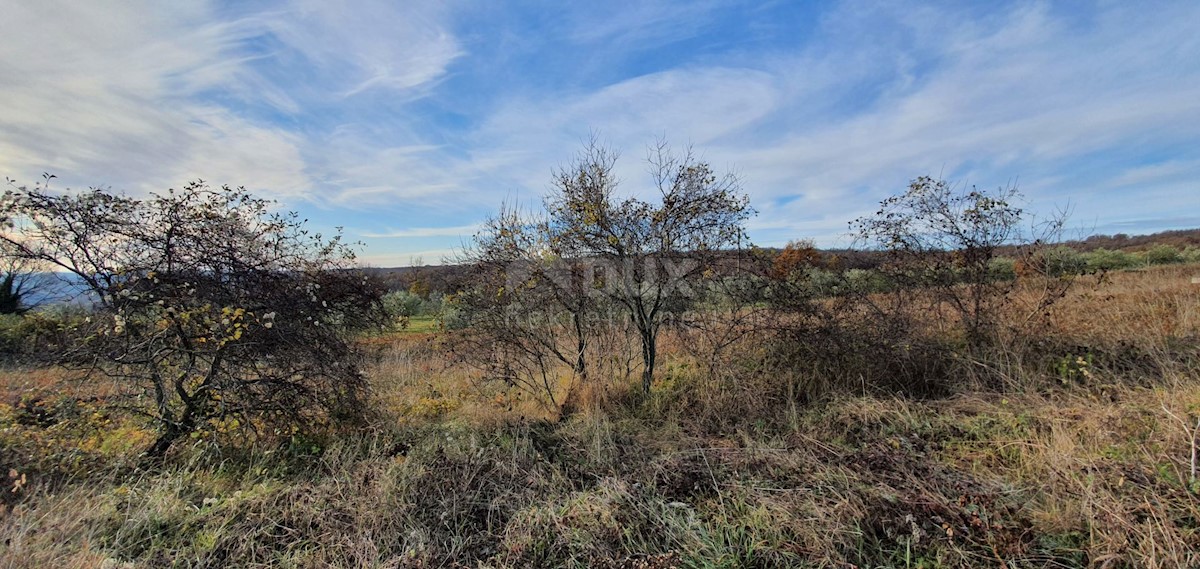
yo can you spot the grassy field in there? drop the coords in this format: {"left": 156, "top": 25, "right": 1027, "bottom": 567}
{"left": 401, "top": 315, "right": 442, "bottom": 335}
{"left": 1, "top": 264, "right": 1199, "bottom": 567}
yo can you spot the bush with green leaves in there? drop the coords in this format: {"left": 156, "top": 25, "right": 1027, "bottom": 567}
{"left": 987, "top": 256, "right": 1017, "bottom": 281}
{"left": 0, "top": 312, "right": 28, "bottom": 356}
{"left": 1145, "top": 244, "right": 1182, "bottom": 265}
{"left": 382, "top": 290, "right": 425, "bottom": 318}
{"left": 437, "top": 293, "right": 469, "bottom": 330}
{"left": 803, "top": 268, "right": 844, "bottom": 297}
{"left": 1083, "top": 248, "right": 1137, "bottom": 272}
{"left": 1034, "top": 246, "right": 1087, "bottom": 277}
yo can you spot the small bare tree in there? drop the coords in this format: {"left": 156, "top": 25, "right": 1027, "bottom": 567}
{"left": 453, "top": 204, "right": 588, "bottom": 407}
{"left": 850, "top": 176, "right": 1064, "bottom": 347}
{"left": 453, "top": 198, "right": 648, "bottom": 411}
{"left": 0, "top": 179, "right": 386, "bottom": 457}
{"left": 546, "top": 139, "right": 753, "bottom": 393}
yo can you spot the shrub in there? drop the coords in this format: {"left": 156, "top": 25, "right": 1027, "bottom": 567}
{"left": 852, "top": 177, "right": 1035, "bottom": 346}
{"left": 804, "top": 268, "right": 844, "bottom": 296}
{"left": 438, "top": 294, "right": 469, "bottom": 330}
{"left": 1083, "top": 248, "right": 1137, "bottom": 272}
{"left": 459, "top": 138, "right": 753, "bottom": 399}
{"left": 381, "top": 289, "right": 442, "bottom": 330}
{"left": 771, "top": 239, "right": 822, "bottom": 279}
{"left": 843, "top": 268, "right": 890, "bottom": 294}
{"left": 1145, "top": 244, "right": 1182, "bottom": 265}
{"left": 1034, "top": 246, "right": 1086, "bottom": 277}
{"left": 0, "top": 180, "right": 386, "bottom": 457}
{"left": 988, "top": 256, "right": 1017, "bottom": 280}
{"left": 0, "top": 307, "right": 88, "bottom": 362}
{"left": 0, "top": 313, "right": 26, "bottom": 356}
{"left": 382, "top": 290, "right": 426, "bottom": 319}
{"left": 543, "top": 139, "right": 753, "bottom": 393}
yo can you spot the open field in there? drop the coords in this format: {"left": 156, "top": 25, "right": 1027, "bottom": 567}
{"left": 2, "top": 263, "right": 1199, "bottom": 568}
{"left": 4, "top": 3, "right": 1200, "bottom": 566}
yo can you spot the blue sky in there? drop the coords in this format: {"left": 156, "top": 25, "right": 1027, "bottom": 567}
{"left": 2, "top": 1, "right": 1198, "bottom": 266}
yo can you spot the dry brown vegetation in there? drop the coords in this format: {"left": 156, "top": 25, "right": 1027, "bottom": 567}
{"left": 1, "top": 262, "right": 1199, "bottom": 568}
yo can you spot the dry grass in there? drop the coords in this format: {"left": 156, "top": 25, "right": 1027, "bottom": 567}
{"left": 0, "top": 367, "right": 70, "bottom": 402}
{"left": 366, "top": 332, "right": 565, "bottom": 427}
{"left": 1049, "top": 265, "right": 1200, "bottom": 346}
{"left": 2, "top": 263, "right": 1200, "bottom": 567}
{"left": 7, "top": 383, "right": 1200, "bottom": 567}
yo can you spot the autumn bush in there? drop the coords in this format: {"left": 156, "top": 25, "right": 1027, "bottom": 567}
{"left": 0, "top": 179, "right": 387, "bottom": 457}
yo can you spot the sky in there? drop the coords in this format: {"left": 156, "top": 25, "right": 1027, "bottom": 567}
{"left": 1, "top": 1, "right": 1198, "bottom": 267}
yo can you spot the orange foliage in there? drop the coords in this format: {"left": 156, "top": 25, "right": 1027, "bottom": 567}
{"left": 772, "top": 239, "right": 823, "bottom": 280}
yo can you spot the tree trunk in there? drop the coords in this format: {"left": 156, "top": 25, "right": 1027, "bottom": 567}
{"left": 144, "top": 407, "right": 197, "bottom": 459}
{"left": 640, "top": 330, "right": 656, "bottom": 393}
{"left": 145, "top": 428, "right": 178, "bottom": 459}
{"left": 573, "top": 312, "right": 588, "bottom": 382}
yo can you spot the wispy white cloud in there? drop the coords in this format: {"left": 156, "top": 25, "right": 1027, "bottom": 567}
{"left": 361, "top": 224, "right": 480, "bottom": 239}
{"left": 0, "top": 2, "right": 311, "bottom": 195}
{"left": 1106, "top": 160, "right": 1200, "bottom": 190}
{"left": 356, "top": 247, "right": 463, "bottom": 268}
{"left": 0, "top": 0, "right": 463, "bottom": 206}
{"left": 477, "top": 1, "right": 1200, "bottom": 247}
{"left": 250, "top": 0, "right": 462, "bottom": 100}
{"left": 738, "top": 1, "right": 1200, "bottom": 243}
{"left": 460, "top": 66, "right": 782, "bottom": 207}
{"left": 561, "top": 0, "right": 726, "bottom": 47}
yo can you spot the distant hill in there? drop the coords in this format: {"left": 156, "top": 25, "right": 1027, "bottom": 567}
{"left": 1066, "top": 228, "right": 1200, "bottom": 252}
{"left": 7, "top": 272, "right": 95, "bottom": 309}
{"left": 77, "top": 225, "right": 1190, "bottom": 300}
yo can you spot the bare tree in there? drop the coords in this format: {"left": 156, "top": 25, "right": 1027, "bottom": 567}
{"left": 453, "top": 202, "right": 623, "bottom": 409}
{"left": 850, "top": 176, "right": 1065, "bottom": 346}
{"left": 546, "top": 139, "right": 753, "bottom": 393}
{"left": 0, "top": 179, "right": 386, "bottom": 457}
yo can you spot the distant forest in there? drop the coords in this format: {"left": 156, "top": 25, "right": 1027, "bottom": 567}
{"left": 372, "top": 226, "right": 1200, "bottom": 294}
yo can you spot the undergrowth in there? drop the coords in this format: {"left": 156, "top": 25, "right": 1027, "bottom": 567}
{"left": 2, "top": 264, "right": 1199, "bottom": 568}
